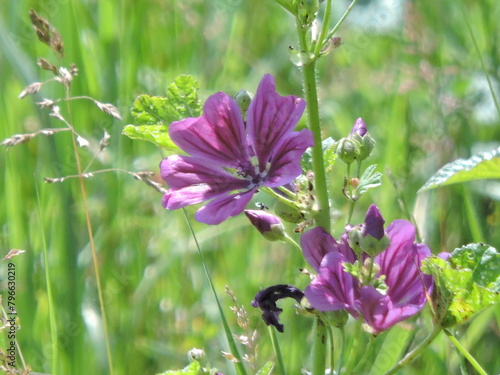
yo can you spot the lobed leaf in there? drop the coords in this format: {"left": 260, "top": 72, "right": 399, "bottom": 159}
{"left": 419, "top": 146, "right": 500, "bottom": 192}
{"left": 155, "top": 360, "right": 200, "bottom": 375}
{"left": 356, "top": 164, "right": 382, "bottom": 195}
{"left": 124, "top": 75, "right": 201, "bottom": 150}
{"left": 122, "top": 124, "right": 179, "bottom": 152}
{"left": 422, "top": 243, "right": 500, "bottom": 328}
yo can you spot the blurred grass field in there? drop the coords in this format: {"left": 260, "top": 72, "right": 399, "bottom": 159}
{"left": 0, "top": 0, "right": 499, "bottom": 374}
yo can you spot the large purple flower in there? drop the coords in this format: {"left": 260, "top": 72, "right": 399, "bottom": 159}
{"left": 301, "top": 206, "right": 433, "bottom": 334}
{"left": 160, "top": 74, "right": 313, "bottom": 225}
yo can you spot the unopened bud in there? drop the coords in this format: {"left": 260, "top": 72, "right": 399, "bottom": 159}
{"left": 245, "top": 210, "right": 285, "bottom": 241}
{"left": 348, "top": 118, "right": 375, "bottom": 161}
{"left": 336, "top": 137, "right": 360, "bottom": 164}
{"left": 234, "top": 89, "right": 253, "bottom": 117}
{"left": 187, "top": 348, "right": 205, "bottom": 361}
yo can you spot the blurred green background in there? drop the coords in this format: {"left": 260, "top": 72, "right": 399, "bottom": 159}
{"left": 0, "top": 0, "right": 499, "bottom": 374}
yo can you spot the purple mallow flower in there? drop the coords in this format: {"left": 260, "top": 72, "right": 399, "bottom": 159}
{"left": 301, "top": 205, "right": 433, "bottom": 334}
{"left": 160, "top": 74, "right": 314, "bottom": 225}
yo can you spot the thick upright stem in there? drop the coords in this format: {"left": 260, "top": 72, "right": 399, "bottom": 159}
{"left": 312, "top": 318, "right": 328, "bottom": 375}
{"left": 301, "top": 62, "right": 331, "bottom": 233}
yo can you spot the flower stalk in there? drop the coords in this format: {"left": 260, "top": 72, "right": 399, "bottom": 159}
{"left": 383, "top": 325, "right": 441, "bottom": 375}
{"left": 443, "top": 329, "right": 487, "bottom": 375}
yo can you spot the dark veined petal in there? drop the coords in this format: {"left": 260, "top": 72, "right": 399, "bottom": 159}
{"left": 356, "top": 286, "right": 423, "bottom": 334}
{"left": 246, "top": 74, "right": 306, "bottom": 171}
{"left": 376, "top": 220, "right": 432, "bottom": 304}
{"left": 169, "top": 92, "right": 250, "bottom": 167}
{"left": 194, "top": 188, "right": 256, "bottom": 225}
{"left": 264, "top": 129, "right": 314, "bottom": 187}
{"left": 301, "top": 227, "right": 338, "bottom": 272}
{"left": 160, "top": 155, "right": 251, "bottom": 209}
{"left": 305, "top": 252, "right": 359, "bottom": 318}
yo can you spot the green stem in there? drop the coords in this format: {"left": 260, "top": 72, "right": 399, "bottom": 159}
{"left": 300, "top": 61, "right": 331, "bottom": 233}
{"left": 316, "top": 312, "right": 336, "bottom": 374}
{"left": 459, "top": 0, "right": 500, "bottom": 118}
{"left": 324, "top": 0, "right": 361, "bottom": 43}
{"left": 269, "top": 326, "right": 288, "bottom": 375}
{"left": 296, "top": 16, "right": 331, "bottom": 375}
{"left": 352, "top": 335, "right": 377, "bottom": 373}
{"left": 443, "top": 329, "right": 488, "bottom": 375}
{"left": 343, "top": 314, "right": 364, "bottom": 374}
{"left": 384, "top": 325, "right": 441, "bottom": 375}
{"left": 261, "top": 186, "right": 297, "bottom": 208}
{"left": 35, "top": 182, "right": 58, "bottom": 375}
{"left": 337, "top": 327, "right": 346, "bottom": 374}
{"left": 312, "top": 318, "right": 328, "bottom": 375}
{"left": 313, "top": 0, "right": 333, "bottom": 57}
{"left": 182, "top": 210, "right": 248, "bottom": 375}
{"left": 284, "top": 233, "right": 302, "bottom": 252}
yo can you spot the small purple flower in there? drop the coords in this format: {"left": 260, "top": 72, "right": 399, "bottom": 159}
{"left": 301, "top": 206, "right": 433, "bottom": 334}
{"left": 160, "top": 74, "right": 314, "bottom": 225}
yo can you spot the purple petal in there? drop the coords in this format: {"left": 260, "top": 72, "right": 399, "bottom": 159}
{"left": 305, "top": 252, "right": 359, "bottom": 317}
{"left": 194, "top": 188, "right": 255, "bottom": 225}
{"left": 364, "top": 204, "right": 385, "bottom": 240}
{"left": 160, "top": 155, "right": 251, "bottom": 209}
{"left": 264, "top": 129, "right": 314, "bottom": 187}
{"left": 246, "top": 74, "right": 306, "bottom": 171}
{"left": 169, "top": 92, "right": 250, "bottom": 167}
{"left": 301, "top": 227, "right": 337, "bottom": 272}
{"left": 357, "top": 286, "right": 422, "bottom": 334}
{"left": 350, "top": 117, "right": 367, "bottom": 137}
{"left": 376, "top": 220, "right": 433, "bottom": 305}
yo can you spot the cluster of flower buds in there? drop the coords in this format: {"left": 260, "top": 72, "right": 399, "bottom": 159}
{"left": 335, "top": 118, "right": 375, "bottom": 165}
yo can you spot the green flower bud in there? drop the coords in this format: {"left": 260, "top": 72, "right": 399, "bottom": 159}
{"left": 336, "top": 137, "right": 361, "bottom": 165}
{"left": 358, "top": 132, "right": 375, "bottom": 161}
{"left": 234, "top": 89, "right": 253, "bottom": 118}
{"left": 361, "top": 231, "right": 390, "bottom": 258}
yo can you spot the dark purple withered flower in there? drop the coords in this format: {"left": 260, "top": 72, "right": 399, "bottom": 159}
{"left": 302, "top": 205, "right": 433, "bottom": 334}
{"left": 251, "top": 284, "right": 304, "bottom": 332}
{"left": 160, "top": 74, "right": 314, "bottom": 225}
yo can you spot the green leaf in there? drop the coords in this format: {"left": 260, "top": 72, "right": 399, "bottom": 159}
{"left": 369, "top": 326, "right": 412, "bottom": 375}
{"left": 122, "top": 124, "right": 178, "bottom": 151}
{"left": 255, "top": 361, "right": 274, "bottom": 375}
{"left": 419, "top": 146, "right": 500, "bottom": 192}
{"left": 422, "top": 243, "right": 500, "bottom": 328}
{"left": 301, "top": 137, "right": 337, "bottom": 172}
{"left": 156, "top": 360, "right": 201, "bottom": 375}
{"left": 356, "top": 164, "right": 382, "bottom": 195}
{"left": 123, "top": 74, "right": 202, "bottom": 150}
